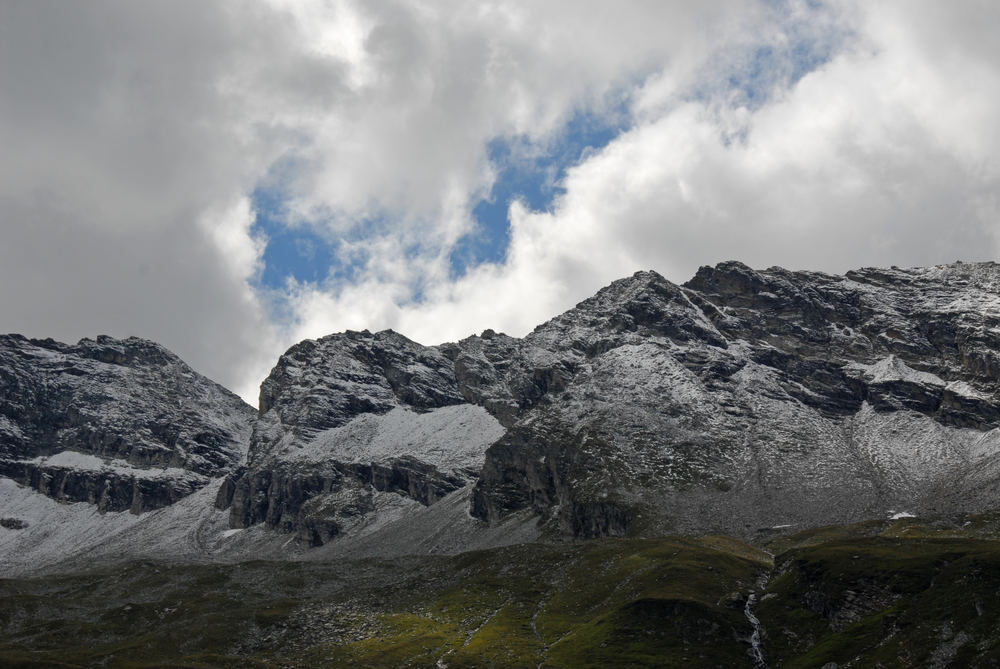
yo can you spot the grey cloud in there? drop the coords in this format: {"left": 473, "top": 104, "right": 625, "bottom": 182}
{"left": 0, "top": 197, "right": 274, "bottom": 393}
{"left": 0, "top": 1, "right": 319, "bottom": 397}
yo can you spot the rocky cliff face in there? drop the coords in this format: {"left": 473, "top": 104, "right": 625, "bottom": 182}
{"left": 0, "top": 335, "right": 254, "bottom": 513}
{"left": 215, "top": 318, "right": 631, "bottom": 545}
{"left": 216, "top": 330, "right": 508, "bottom": 546}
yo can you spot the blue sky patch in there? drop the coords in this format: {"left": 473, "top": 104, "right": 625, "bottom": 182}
{"left": 692, "top": 1, "right": 847, "bottom": 111}
{"left": 249, "top": 187, "right": 340, "bottom": 290}
{"left": 725, "top": 40, "right": 836, "bottom": 109}
{"left": 448, "top": 105, "right": 629, "bottom": 278}
{"left": 250, "top": 101, "right": 630, "bottom": 295}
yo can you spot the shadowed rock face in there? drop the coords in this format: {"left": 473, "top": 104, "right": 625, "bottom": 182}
{"left": 0, "top": 335, "right": 254, "bottom": 513}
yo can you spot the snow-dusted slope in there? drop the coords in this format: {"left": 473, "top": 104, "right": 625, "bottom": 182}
{"left": 214, "top": 261, "right": 1000, "bottom": 546}
{"left": 284, "top": 405, "right": 504, "bottom": 471}
{"left": 217, "top": 330, "right": 511, "bottom": 546}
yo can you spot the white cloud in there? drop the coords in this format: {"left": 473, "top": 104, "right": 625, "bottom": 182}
{"left": 3, "top": 1, "right": 1000, "bottom": 404}
{"left": 281, "top": 0, "right": 1000, "bottom": 350}
{"left": 0, "top": 1, "right": 291, "bottom": 400}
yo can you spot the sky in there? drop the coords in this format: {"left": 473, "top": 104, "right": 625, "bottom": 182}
{"left": 2, "top": 1, "right": 1000, "bottom": 404}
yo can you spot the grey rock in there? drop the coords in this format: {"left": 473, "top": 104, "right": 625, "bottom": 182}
{"left": 220, "top": 329, "right": 506, "bottom": 543}
{"left": 10, "top": 260, "right": 1000, "bottom": 550}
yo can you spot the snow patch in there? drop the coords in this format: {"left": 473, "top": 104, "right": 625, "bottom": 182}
{"left": 946, "top": 380, "right": 991, "bottom": 400}
{"left": 846, "top": 355, "right": 944, "bottom": 386}
{"left": 287, "top": 404, "right": 505, "bottom": 471}
{"left": 22, "top": 450, "right": 194, "bottom": 480}
{"left": 0, "top": 415, "right": 23, "bottom": 438}
{"left": 850, "top": 403, "right": 981, "bottom": 483}
{"left": 0, "top": 478, "right": 138, "bottom": 574}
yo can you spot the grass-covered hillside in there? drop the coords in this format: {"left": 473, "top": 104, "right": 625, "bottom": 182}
{"left": 4, "top": 516, "right": 1000, "bottom": 667}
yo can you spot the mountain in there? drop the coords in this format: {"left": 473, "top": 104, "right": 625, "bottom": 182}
{"left": 474, "top": 261, "right": 1000, "bottom": 537}
{"left": 4, "top": 260, "right": 1000, "bottom": 667}
{"left": 3, "top": 261, "right": 1000, "bottom": 571}
{"left": 216, "top": 329, "right": 506, "bottom": 546}
{"left": 213, "top": 260, "right": 1000, "bottom": 547}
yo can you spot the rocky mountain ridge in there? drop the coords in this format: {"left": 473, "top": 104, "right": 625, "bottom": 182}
{"left": 0, "top": 334, "right": 253, "bottom": 514}
{"left": 473, "top": 261, "right": 1000, "bottom": 536}
{"left": 212, "top": 260, "right": 1000, "bottom": 546}
{"left": 2, "top": 260, "right": 1000, "bottom": 570}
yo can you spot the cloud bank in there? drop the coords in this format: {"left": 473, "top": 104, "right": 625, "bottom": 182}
{"left": 2, "top": 1, "right": 999, "bottom": 403}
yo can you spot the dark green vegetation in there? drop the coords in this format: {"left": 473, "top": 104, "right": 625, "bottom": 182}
{"left": 1, "top": 537, "right": 769, "bottom": 668}
{"left": 757, "top": 514, "right": 1000, "bottom": 668}
{"left": 4, "top": 518, "right": 1000, "bottom": 668}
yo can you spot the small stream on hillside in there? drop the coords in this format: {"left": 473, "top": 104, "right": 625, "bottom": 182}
{"left": 744, "top": 593, "right": 767, "bottom": 668}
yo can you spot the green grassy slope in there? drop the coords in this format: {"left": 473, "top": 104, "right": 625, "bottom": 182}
{"left": 0, "top": 538, "right": 769, "bottom": 668}
{"left": 4, "top": 518, "right": 1000, "bottom": 668}
{"left": 759, "top": 537, "right": 1000, "bottom": 667}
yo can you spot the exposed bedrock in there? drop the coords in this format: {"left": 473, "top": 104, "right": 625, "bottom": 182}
{"left": 470, "top": 262, "right": 1000, "bottom": 538}
{"left": 215, "top": 262, "right": 1000, "bottom": 542}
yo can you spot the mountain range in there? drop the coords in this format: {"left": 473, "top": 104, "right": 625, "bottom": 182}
{"left": 3, "top": 260, "right": 1000, "bottom": 667}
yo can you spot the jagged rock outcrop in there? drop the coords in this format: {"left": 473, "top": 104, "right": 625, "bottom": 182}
{"left": 218, "top": 330, "right": 508, "bottom": 545}
{"left": 0, "top": 334, "right": 254, "bottom": 513}
{"left": 217, "top": 321, "right": 649, "bottom": 544}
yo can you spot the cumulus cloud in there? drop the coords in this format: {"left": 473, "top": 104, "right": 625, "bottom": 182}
{"left": 2, "top": 1, "right": 999, "bottom": 403}
{"left": 507, "top": 0, "right": 1000, "bottom": 282}
{"left": 0, "top": 1, "right": 291, "bottom": 401}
